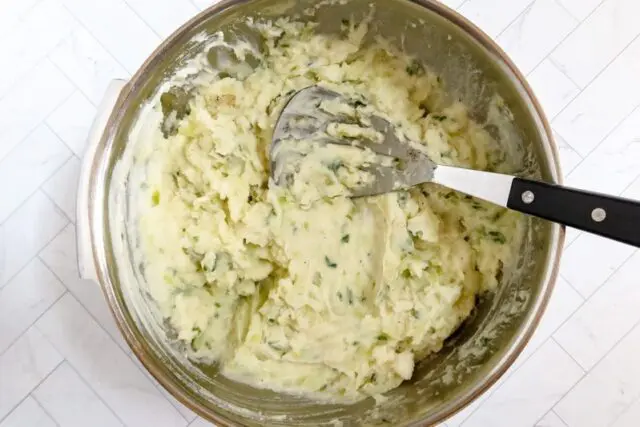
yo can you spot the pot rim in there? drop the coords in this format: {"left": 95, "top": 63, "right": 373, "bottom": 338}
{"left": 86, "top": 0, "right": 565, "bottom": 425}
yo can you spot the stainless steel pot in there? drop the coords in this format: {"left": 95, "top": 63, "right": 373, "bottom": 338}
{"left": 77, "top": 0, "right": 564, "bottom": 425}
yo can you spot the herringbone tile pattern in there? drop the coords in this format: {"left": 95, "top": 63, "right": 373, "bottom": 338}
{"left": 1, "top": 0, "right": 639, "bottom": 425}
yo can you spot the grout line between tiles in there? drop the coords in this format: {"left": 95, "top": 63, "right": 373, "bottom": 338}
{"left": 557, "top": 272, "right": 585, "bottom": 301}
{"left": 58, "top": 3, "right": 135, "bottom": 77}
{"left": 0, "top": 215, "right": 71, "bottom": 293}
{"left": 41, "top": 185, "right": 75, "bottom": 226}
{"left": 456, "top": 336, "right": 562, "bottom": 426}
{"left": 0, "top": 80, "right": 74, "bottom": 178}
{"left": 510, "top": 0, "right": 586, "bottom": 96}
{"left": 532, "top": 407, "right": 569, "bottom": 427}
{"left": 551, "top": 248, "right": 638, "bottom": 348}
{"left": 553, "top": 251, "right": 640, "bottom": 369}
{"left": 65, "top": 359, "right": 130, "bottom": 427}
{"left": 0, "top": 351, "right": 65, "bottom": 425}
{"left": 0, "top": 287, "right": 68, "bottom": 359}
{"left": 30, "top": 393, "right": 63, "bottom": 427}
{"left": 0, "top": 128, "right": 73, "bottom": 230}
{"left": 121, "top": 0, "right": 164, "bottom": 39}
{"left": 560, "top": 101, "right": 640, "bottom": 186}
{"left": 552, "top": 27, "right": 640, "bottom": 149}
{"left": 34, "top": 279, "right": 191, "bottom": 425}
{"left": 492, "top": 0, "right": 536, "bottom": 40}
{"left": 46, "top": 58, "right": 104, "bottom": 113}
{"left": 551, "top": 321, "right": 640, "bottom": 425}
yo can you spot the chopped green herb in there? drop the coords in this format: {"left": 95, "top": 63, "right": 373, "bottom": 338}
{"left": 492, "top": 210, "right": 506, "bottom": 221}
{"left": 151, "top": 190, "right": 160, "bottom": 206}
{"left": 346, "top": 288, "right": 354, "bottom": 305}
{"left": 364, "top": 372, "right": 377, "bottom": 384}
{"left": 341, "top": 234, "right": 350, "bottom": 243}
{"left": 444, "top": 191, "right": 457, "bottom": 199}
{"left": 401, "top": 269, "right": 412, "bottom": 278}
{"left": 488, "top": 230, "right": 507, "bottom": 244}
{"left": 312, "top": 272, "right": 322, "bottom": 286}
{"left": 328, "top": 160, "right": 343, "bottom": 172}
{"left": 325, "top": 256, "right": 337, "bottom": 268}
{"left": 410, "top": 308, "right": 420, "bottom": 319}
{"left": 419, "top": 102, "right": 430, "bottom": 118}
{"left": 267, "top": 341, "right": 288, "bottom": 352}
{"left": 406, "top": 60, "right": 425, "bottom": 76}
{"left": 336, "top": 291, "right": 343, "bottom": 301}
{"left": 214, "top": 302, "right": 221, "bottom": 308}
{"left": 431, "top": 114, "right": 447, "bottom": 121}
{"left": 377, "top": 333, "right": 389, "bottom": 342}
{"left": 319, "top": 384, "right": 328, "bottom": 392}
{"left": 496, "top": 260, "right": 504, "bottom": 283}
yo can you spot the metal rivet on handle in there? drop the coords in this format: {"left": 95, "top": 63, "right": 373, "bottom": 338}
{"left": 521, "top": 190, "right": 535, "bottom": 204}
{"left": 592, "top": 207, "right": 607, "bottom": 222}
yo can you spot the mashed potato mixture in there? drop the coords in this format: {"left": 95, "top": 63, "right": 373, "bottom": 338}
{"left": 133, "top": 19, "right": 524, "bottom": 402}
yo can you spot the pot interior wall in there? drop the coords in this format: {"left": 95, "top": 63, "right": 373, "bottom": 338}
{"left": 101, "top": 0, "right": 560, "bottom": 425}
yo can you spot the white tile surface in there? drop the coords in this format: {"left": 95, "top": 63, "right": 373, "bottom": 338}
{"left": 458, "top": 0, "right": 533, "bottom": 37}
{"left": 0, "top": 259, "right": 66, "bottom": 354}
{"left": 560, "top": 233, "right": 635, "bottom": 298}
{"left": 0, "top": 125, "right": 71, "bottom": 223}
{"left": 553, "top": 35, "right": 640, "bottom": 156}
{"left": 36, "top": 294, "right": 188, "bottom": 427}
{"left": 0, "top": 328, "right": 63, "bottom": 420}
{"left": 0, "top": 0, "right": 41, "bottom": 37}
{"left": 58, "top": 0, "right": 160, "bottom": 73}
{"left": 550, "top": 0, "right": 640, "bottom": 88}
{"left": 554, "top": 250, "right": 640, "bottom": 370}
{"left": 38, "top": 225, "right": 130, "bottom": 353}
{"left": 46, "top": 91, "right": 97, "bottom": 157}
{"left": 462, "top": 339, "right": 584, "bottom": 427}
{"left": 2, "top": 1, "right": 640, "bottom": 426}
{"left": 612, "top": 396, "right": 640, "bottom": 427}
{"left": 34, "top": 362, "right": 124, "bottom": 427}
{"left": 0, "top": 59, "right": 73, "bottom": 163}
{"left": 535, "top": 410, "right": 567, "bottom": 427}
{"left": 42, "top": 156, "right": 81, "bottom": 222}
{"left": 0, "top": 397, "right": 57, "bottom": 427}
{"left": 512, "top": 277, "right": 583, "bottom": 368}
{"left": 497, "top": 0, "right": 577, "bottom": 75}
{"left": 556, "top": 0, "right": 603, "bottom": 21}
{"left": 0, "top": 191, "right": 68, "bottom": 287}
{"left": 50, "top": 26, "right": 129, "bottom": 106}
{"left": 188, "top": 417, "right": 214, "bottom": 427}
{"left": 553, "top": 131, "right": 582, "bottom": 176}
{"left": 123, "top": 0, "right": 198, "bottom": 38}
{"left": 565, "top": 105, "right": 640, "bottom": 195}
{"left": 0, "top": 0, "right": 75, "bottom": 99}
{"left": 528, "top": 60, "right": 580, "bottom": 121}
{"left": 555, "top": 320, "right": 640, "bottom": 427}
{"left": 438, "top": 0, "right": 467, "bottom": 9}
{"left": 563, "top": 227, "right": 581, "bottom": 248}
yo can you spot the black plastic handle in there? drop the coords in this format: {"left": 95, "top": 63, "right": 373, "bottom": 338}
{"left": 507, "top": 177, "right": 640, "bottom": 248}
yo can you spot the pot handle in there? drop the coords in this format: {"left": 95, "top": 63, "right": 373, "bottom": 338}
{"left": 76, "top": 79, "right": 128, "bottom": 283}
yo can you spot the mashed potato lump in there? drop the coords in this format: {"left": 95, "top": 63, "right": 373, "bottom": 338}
{"left": 133, "top": 19, "right": 524, "bottom": 402}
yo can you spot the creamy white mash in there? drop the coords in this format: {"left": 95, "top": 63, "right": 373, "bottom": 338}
{"left": 133, "top": 19, "right": 524, "bottom": 402}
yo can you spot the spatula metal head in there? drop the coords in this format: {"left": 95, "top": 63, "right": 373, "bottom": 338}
{"left": 270, "top": 85, "right": 437, "bottom": 197}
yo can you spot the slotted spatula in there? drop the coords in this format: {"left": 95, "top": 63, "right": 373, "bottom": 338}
{"left": 270, "top": 86, "right": 640, "bottom": 248}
